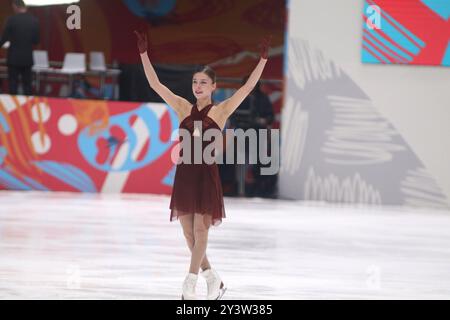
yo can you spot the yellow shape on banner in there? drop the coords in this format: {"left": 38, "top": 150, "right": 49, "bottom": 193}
{"left": 71, "top": 100, "right": 110, "bottom": 136}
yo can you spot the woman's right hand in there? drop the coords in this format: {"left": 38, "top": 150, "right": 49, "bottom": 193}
{"left": 134, "top": 30, "right": 148, "bottom": 54}
{"left": 259, "top": 35, "right": 272, "bottom": 60}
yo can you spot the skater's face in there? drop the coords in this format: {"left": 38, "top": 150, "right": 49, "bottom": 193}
{"left": 192, "top": 72, "right": 216, "bottom": 100}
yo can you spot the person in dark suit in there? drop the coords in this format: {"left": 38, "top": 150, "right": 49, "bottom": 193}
{"left": 0, "top": 0, "right": 40, "bottom": 95}
{"left": 229, "top": 76, "right": 276, "bottom": 197}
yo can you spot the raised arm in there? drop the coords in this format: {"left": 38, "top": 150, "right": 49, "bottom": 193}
{"left": 135, "top": 31, "right": 190, "bottom": 117}
{"left": 217, "top": 36, "right": 272, "bottom": 118}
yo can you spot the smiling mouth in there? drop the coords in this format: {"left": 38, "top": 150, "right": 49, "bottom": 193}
{"left": 195, "top": 91, "right": 203, "bottom": 94}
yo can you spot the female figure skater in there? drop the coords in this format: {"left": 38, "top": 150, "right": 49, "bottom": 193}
{"left": 135, "top": 30, "right": 270, "bottom": 300}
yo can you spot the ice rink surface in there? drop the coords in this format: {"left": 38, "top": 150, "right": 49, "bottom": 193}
{"left": 1, "top": 190, "right": 449, "bottom": 299}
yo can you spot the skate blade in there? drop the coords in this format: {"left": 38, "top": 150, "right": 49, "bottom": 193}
{"left": 215, "top": 287, "right": 227, "bottom": 300}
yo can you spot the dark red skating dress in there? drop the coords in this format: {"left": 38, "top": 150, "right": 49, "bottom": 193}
{"left": 169, "top": 103, "right": 226, "bottom": 227}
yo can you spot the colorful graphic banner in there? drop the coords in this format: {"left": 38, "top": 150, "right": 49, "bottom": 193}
{"left": 362, "top": 0, "right": 450, "bottom": 66}
{"left": 0, "top": 95, "right": 178, "bottom": 194}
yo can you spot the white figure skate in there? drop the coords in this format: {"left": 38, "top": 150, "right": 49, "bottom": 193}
{"left": 201, "top": 268, "right": 227, "bottom": 300}
{"left": 181, "top": 273, "right": 198, "bottom": 300}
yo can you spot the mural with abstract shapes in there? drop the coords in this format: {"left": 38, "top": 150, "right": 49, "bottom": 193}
{"left": 362, "top": 0, "right": 450, "bottom": 66}
{"left": 0, "top": 95, "right": 179, "bottom": 194}
{"left": 280, "top": 37, "right": 450, "bottom": 210}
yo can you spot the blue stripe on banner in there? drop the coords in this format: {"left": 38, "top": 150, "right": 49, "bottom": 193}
{"left": 364, "top": 27, "right": 413, "bottom": 61}
{"left": 362, "top": 48, "right": 381, "bottom": 63}
{"left": 442, "top": 40, "right": 450, "bottom": 66}
{"left": 0, "top": 177, "right": 14, "bottom": 189}
{"left": 162, "top": 165, "right": 176, "bottom": 186}
{"left": 364, "top": 33, "right": 399, "bottom": 62}
{"left": 0, "top": 113, "right": 10, "bottom": 133}
{"left": 421, "top": 0, "right": 450, "bottom": 20}
{"left": 0, "top": 147, "right": 6, "bottom": 165}
{"left": 63, "top": 163, "right": 96, "bottom": 191}
{"left": 363, "top": 40, "right": 390, "bottom": 63}
{"left": 22, "top": 176, "right": 49, "bottom": 191}
{"left": 51, "top": 162, "right": 96, "bottom": 192}
{"left": 0, "top": 169, "right": 32, "bottom": 190}
{"left": 32, "top": 160, "right": 97, "bottom": 192}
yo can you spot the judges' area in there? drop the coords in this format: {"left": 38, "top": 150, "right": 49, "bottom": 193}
{"left": 0, "top": 53, "right": 120, "bottom": 99}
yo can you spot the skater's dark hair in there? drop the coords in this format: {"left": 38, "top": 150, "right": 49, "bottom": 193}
{"left": 193, "top": 65, "right": 216, "bottom": 84}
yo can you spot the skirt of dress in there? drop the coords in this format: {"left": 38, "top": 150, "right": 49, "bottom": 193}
{"left": 169, "top": 162, "right": 226, "bottom": 227}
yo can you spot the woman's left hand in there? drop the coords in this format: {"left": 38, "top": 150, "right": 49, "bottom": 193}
{"left": 259, "top": 35, "right": 272, "bottom": 60}
{"left": 134, "top": 30, "right": 148, "bottom": 54}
